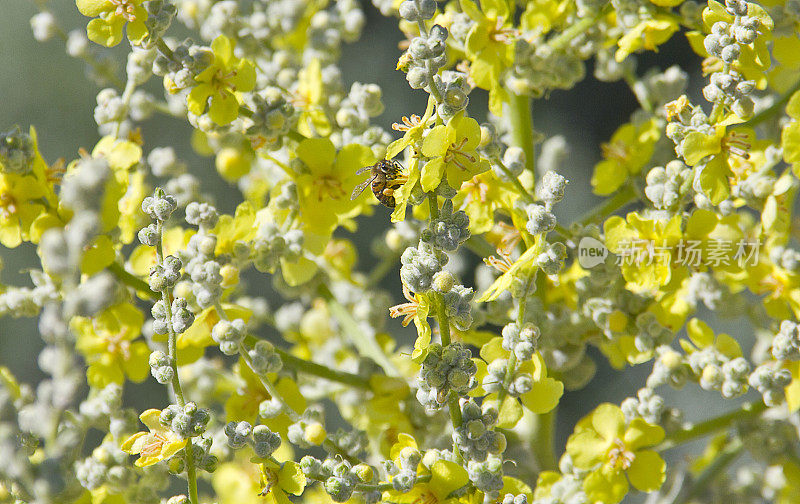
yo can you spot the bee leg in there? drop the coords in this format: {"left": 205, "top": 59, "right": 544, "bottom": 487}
{"left": 382, "top": 187, "right": 395, "bottom": 197}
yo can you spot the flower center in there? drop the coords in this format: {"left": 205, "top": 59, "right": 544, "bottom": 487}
{"left": 601, "top": 140, "right": 631, "bottom": 164}
{"left": 109, "top": 0, "right": 137, "bottom": 22}
{"left": 462, "top": 176, "right": 490, "bottom": 204}
{"left": 495, "top": 222, "right": 521, "bottom": 256}
{"left": 0, "top": 191, "right": 18, "bottom": 218}
{"left": 489, "top": 18, "right": 516, "bottom": 43}
{"left": 211, "top": 69, "right": 238, "bottom": 91}
{"left": 139, "top": 432, "right": 167, "bottom": 457}
{"left": 444, "top": 138, "right": 476, "bottom": 171}
{"left": 414, "top": 489, "right": 438, "bottom": 504}
{"left": 606, "top": 438, "right": 635, "bottom": 471}
{"left": 722, "top": 131, "right": 751, "bottom": 159}
{"left": 105, "top": 331, "right": 132, "bottom": 360}
{"left": 259, "top": 467, "right": 279, "bottom": 496}
{"left": 313, "top": 176, "right": 345, "bottom": 201}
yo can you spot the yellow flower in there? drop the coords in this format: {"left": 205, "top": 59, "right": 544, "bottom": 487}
{"left": 591, "top": 119, "right": 660, "bottom": 196}
{"left": 225, "top": 361, "right": 306, "bottom": 436}
{"left": 211, "top": 459, "right": 306, "bottom": 504}
{"left": 72, "top": 303, "right": 150, "bottom": 388}
{"left": 473, "top": 337, "right": 563, "bottom": 428}
{"left": 128, "top": 226, "right": 194, "bottom": 276}
{"left": 385, "top": 435, "right": 469, "bottom": 504}
{"left": 76, "top": 0, "right": 148, "bottom": 47}
{"left": 257, "top": 460, "right": 307, "bottom": 504}
{"left": 121, "top": 409, "right": 187, "bottom": 467}
{"left": 603, "top": 212, "right": 683, "bottom": 293}
{"left": 386, "top": 96, "right": 437, "bottom": 160}
{"left": 295, "top": 59, "right": 332, "bottom": 137}
{"left": 420, "top": 114, "right": 490, "bottom": 192}
{"left": 460, "top": 0, "right": 515, "bottom": 115}
{"left": 212, "top": 202, "right": 257, "bottom": 256}
{"left": 74, "top": 135, "right": 142, "bottom": 233}
{"left": 178, "top": 304, "right": 252, "bottom": 350}
{"left": 456, "top": 171, "right": 518, "bottom": 234}
{"left": 187, "top": 35, "right": 256, "bottom": 125}
{"left": 118, "top": 170, "right": 150, "bottom": 245}
{"left": 615, "top": 14, "right": 680, "bottom": 62}
{"left": 0, "top": 173, "right": 46, "bottom": 248}
{"left": 566, "top": 403, "right": 666, "bottom": 503}
{"left": 295, "top": 138, "right": 376, "bottom": 236}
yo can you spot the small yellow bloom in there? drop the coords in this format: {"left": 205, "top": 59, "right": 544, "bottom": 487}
{"left": 420, "top": 114, "right": 490, "bottom": 192}
{"left": 0, "top": 173, "right": 46, "bottom": 248}
{"left": 187, "top": 36, "right": 257, "bottom": 125}
{"left": 121, "top": 409, "right": 187, "bottom": 467}
{"left": 72, "top": 303, "right": 150, "bottom": 388}
{"left": 76, "top": 0, "right": 149, "bottom": 47}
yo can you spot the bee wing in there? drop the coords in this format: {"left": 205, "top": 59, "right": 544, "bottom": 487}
{"left": 355, "top": 165, "right": 373, "bottom": 175}
{"left": 350, "top": 176, "right": 375, "bottom": 200}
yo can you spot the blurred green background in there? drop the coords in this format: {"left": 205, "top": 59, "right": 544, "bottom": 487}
{"left": 1, "top": 0, "right": 743, "bottom": 470}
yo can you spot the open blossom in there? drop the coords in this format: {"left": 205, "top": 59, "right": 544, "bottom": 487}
{"left": 420, "top": 114, "right": 490, "bottom": 192}
{"left": 295, "top": 137, "right": 376, "bottom": 236}
{"left": 187, "top": 35, "right": 256, "bottom": 125}
{"left": 76, "top": 0, "right": 149, "bottom": 47}
{"left": 72, "top": 303, "right": 150, "bottom": 388}
{"left": 566, "top": 404, "right": 666, "bottom": 504}
{"left": 121, "top": 409, "right": 187, "bottom": 467}
{"left": 0, "top": 173, "right": 46, "bottom": 247}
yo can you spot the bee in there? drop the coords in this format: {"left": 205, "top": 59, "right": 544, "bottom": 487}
{"left": 350, "top": 159, "right": 407, "bottom": 208}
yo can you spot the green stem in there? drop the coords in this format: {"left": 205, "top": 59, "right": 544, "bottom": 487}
{"left": 435, "top": 293, "right": 451, "bottom": 347}
{"left": 151, "top": 101, "right": 183, "bottom": 118}
{"left": 497, "top": 275, "right": 532, "bottom": 406}
{"left": 553, "top": 223, "right": 571, "bottom": 238}
{"left": 237, "top": 342, "right": 301, "bottom": 423}
{"left": 494, "top": 158, "right": 535, "bottom": 204}
{"left": 108, "top": 262, "right": 158, "bottom": 299}
{"left": 548, "top": 5, "right": 609, "bottom": 51}
{"left": 318, "top": 284, "right": 399, "bottom": 376}
{"left": 154, "top": 215, "right": 196, "bottom": 504}
{"left": 434, "top": 291, "right": 464, "bottom": 463}
{"left": 464, "top": 235, "right": 497, "bottom": 257}
{"left": 233, "top": 322, "right": 360, "bottom": 464}
{"left": 427, "top": 192, "right": 463, "bottom": 462}
{"left": 671, "top": 438, "right": 743, "bottom": 504}
{"left": 156, "top": 219, "right": 186, "bottom": 407}
{"left": 366, "top": 251, "right": 401, "bottom": 287}
{"left": 507, "top": 93, "right": 536, "bottom": 177}
{"left": 658, "top": 401, "right": 766, "bottom": 451}
{"left": 709, "top": 63, "right": 731, "bottom": 124}
{"left": 530, "top": 409, "right": 558, "bottom": 473}
{"left": 743, "top": 77, "right": 800, "bottom": 128}
{"left": 428, "top": 192, "right": 440, "bottom": 219}
{"left": 156, "top": 38, "right": 180, "bottom": 64}
{"left": 272, "top": 347, "right": 371, "bottom": 390}
{"left": 358, "top": 474, "right": 432, "bottom": 492}
{"left": 185, "top": 450, "right": 200, "bottom": 504}
{"left": 572, "top": 184, "right": 636, "bottom": 227}
{"left": 114, "top": 78, "right": 137, "bottom": 139}
{"left": 497, "top": 352, "right": 517, "bottom": 408}
{"left": 287, "top": 130, "right": 308, "bottom": 143}
{"left": 416, "top": 20, "right": 443, "bottom": 103}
